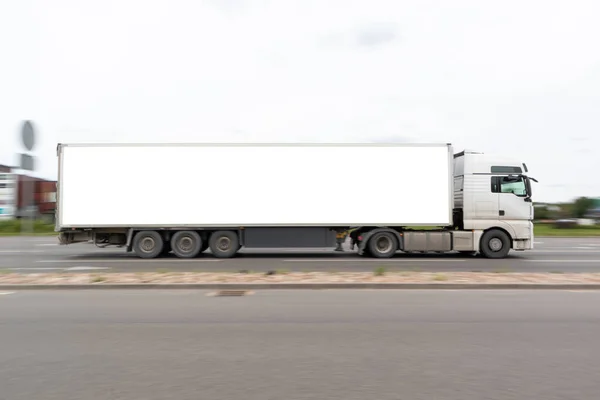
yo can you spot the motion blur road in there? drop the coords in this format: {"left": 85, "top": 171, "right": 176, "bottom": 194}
{"left": 1, "top": 289, "right": 600, "bottom": 400}
{"left": 1, "top": 236, "right": 600, "bottom": 273}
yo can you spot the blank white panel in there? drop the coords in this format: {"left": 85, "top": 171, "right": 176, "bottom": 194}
{"left": 58, "top": 144, "right": 452, "bottom": 227}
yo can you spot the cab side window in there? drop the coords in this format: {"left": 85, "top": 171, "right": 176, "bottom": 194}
{"left": 491, "top": 176, "right": 527, "bottom": 197}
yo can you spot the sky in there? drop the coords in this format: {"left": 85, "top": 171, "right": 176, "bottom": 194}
{"left": 1, "top": 0, "right": 599, "bottom": 203}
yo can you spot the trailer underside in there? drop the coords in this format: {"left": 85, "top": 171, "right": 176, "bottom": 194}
{"left": 58, "top": 225, "right": 523, "bottom": 259}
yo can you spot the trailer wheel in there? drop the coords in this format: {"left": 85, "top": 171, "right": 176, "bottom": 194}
{"left": 480, "top": 229, "right": 511, "bottom": 259}
{"left": 367, "top": 231, "right": 398, "bottom": 258}
{"left": 133, "top": 231, "right": 164, "bottom": 259}
{"left": 209, "top": 231, "right": 239, "bottom": 258}
{"left": 171, "top": 231, "right": 203, "bottom": 259}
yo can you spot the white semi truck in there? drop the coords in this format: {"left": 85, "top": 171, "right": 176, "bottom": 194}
{"left": 55, "top": 143, "right": 536, "bottom": 259}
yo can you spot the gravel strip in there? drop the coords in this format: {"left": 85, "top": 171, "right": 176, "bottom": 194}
{"left": 2, "top": 272, "right": 600, "bottom": 285}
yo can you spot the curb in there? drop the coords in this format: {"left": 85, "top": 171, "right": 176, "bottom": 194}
{"left": 2, "top": 283, "right": 600, "bottom": 290}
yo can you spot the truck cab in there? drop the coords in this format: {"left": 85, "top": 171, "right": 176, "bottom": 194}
{"left": 453, "top": 150, "right": 535, "bottom": 254}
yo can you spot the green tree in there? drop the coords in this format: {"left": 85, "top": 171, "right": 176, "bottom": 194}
{"left": 571, "top": 197, "right": 595, "bottom": 218}
{"left": 533, "top": 205, "right": 549, "bottom": 221}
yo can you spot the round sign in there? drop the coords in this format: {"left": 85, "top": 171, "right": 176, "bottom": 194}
{"left": 21, "top": 120, "right": 35, "bottom": 151}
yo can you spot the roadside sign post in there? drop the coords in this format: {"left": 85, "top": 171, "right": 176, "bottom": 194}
{"left": 18, "top": 120, "right": 36, "bottom": 236}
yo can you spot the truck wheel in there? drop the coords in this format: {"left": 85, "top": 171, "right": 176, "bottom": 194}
{"left": 209, "top": 231, "right": 239, "bottom": 258}
{"left": 171, "top": 231, "right": 203, "bottom": 259}
{"left": 133, "top": 231, "right": 164, "bottom": 259}
{"left": 367, "top": 231, "right": 398, "bottom": 258}
{"left": 480, "top": 230, "right": 511, "bottom": 259}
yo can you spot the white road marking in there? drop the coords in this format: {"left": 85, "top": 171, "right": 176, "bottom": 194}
{"left": 36, "top": 259, "right": 222, "bottom": 263}
{"left": 534, "top": 241, "right": 544, "bottom": 244}
{"left": 0, "top": 250, "right": 43, "bottom": 254}
{"left": 283, "top": 259, "right": 468, "bottom": 263}
{"left": 568, "top": 290, "right": 600, "bottom": 293}
{"left": 526, "top": 260, "right": 600, "bottom": 263}
{"left": 530, "top": 250, "right": 600, "bottom": 253}
{"left": 0, "top": 292, "right": 15, "bottom": 295}
{"left": 35, "top": 243, "right": 58, "bottom": 247}
{"left": 6, "top": 266, "right": 111, "bottom": 271}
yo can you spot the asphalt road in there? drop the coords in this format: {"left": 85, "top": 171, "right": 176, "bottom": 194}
{"left": 1, "top": 289, "right": 600, "bottom": 399}
{"left": 2, "top": 236, "right": 600, "bottom": 273}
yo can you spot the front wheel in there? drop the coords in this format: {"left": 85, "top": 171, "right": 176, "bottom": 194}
{"left": 480, "top": 229, "right": 511, "bottom": 259}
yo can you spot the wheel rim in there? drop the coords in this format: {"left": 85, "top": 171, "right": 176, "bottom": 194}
{"left": 375, "top": 236, "right": 393, "bottom": 253}
{"left": 177, "top": 236, "right": 194, "bottom": 253}
{"left": 489, "top": 237, "right": 503, "bottom": 252}
{"left": 217, "top": 237, "right": 231, "bottom": 252}
{"left": 140, "top": 237, "right": 155, "bottom": 253}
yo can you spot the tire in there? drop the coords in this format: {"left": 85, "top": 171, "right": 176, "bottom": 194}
{"left": 209, "top": 230, "right": 240, "bottom": 258}
{"left": 132, "top": 231, "right": 164, "bottom": 259}
{"left": 170, "top": 231, "right": 203, "bottom": 259}
{"left": 367, "top": 231, "right": 398, "bottom": 258}
{"left": 480, "top": 229, "right": 511, "bottom": 259}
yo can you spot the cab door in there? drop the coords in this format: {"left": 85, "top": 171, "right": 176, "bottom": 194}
{"left": 494, "top": 176, "right": 532, "bottom": 221}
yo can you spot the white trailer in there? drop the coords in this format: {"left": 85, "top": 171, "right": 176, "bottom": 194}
{"left": 55, "top": 143, "right": 536, "bottom": 259}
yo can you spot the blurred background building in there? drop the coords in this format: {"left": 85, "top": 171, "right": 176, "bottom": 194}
{"left": 0, "top": 164, "right": 56, "bottom": 222}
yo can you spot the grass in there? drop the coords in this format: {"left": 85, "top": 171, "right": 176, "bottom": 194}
{"left": 374, "top": 266, "right": 386, "bottom": 276}
{"left": 0, "top": 219, "right": 56, "bottom": 236}
{"left": 3, "top": 219, "right": 600, "bottom": 238}
{"left": 534, "top": 224, "right": 600, "bottom": 237}
{"left": 432, "top": 273, "right": 448, "bottom": 282}
{"left": 389, "top": 223, "right": 600, "bottom": 237}
{"left": 91, "top": 275, "right": 106, "bottom": 283}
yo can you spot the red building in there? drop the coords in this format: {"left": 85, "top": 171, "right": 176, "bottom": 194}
{"left": 15, "top": 175, "right": 57, "bottom": 218}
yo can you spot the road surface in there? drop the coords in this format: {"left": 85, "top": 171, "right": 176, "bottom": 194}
{"left": 1, "top": 236, "right": 600, "bottom": 273}
{"left": 1, "top": 289, "right": 600, "bottom": 399}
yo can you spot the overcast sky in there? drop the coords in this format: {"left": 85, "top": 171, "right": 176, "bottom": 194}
{"left": 1, "top": 0, "right": 599, "bottom": 203}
